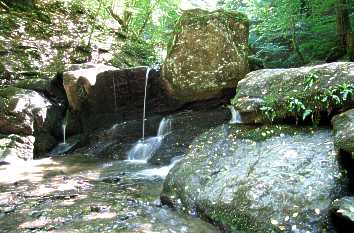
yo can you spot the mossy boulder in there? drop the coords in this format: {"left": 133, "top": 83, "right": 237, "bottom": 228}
{"left": 161, "top": 125, "right": 346, "bottom": 232}
{"left": 162, "top": 9, "right": 249, "bottom": 102}
{"left": 332, "top": 109, "right": 354, "bottom": 153}
{"left": 232, "top": 62, "right": 354, "bottom": 123}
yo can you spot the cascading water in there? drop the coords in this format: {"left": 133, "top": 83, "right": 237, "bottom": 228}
{"left": 136, "top": 156, "right": 182, "bottom": 178}
{"left": 62, "top": 123, "right": 67, "bottom": 144}
{"left": 142, "top": 67, "right": 152, "bottom": 140}
{"left": 227, "top": 105, "right": 243, "bottom": 124}
{"left": 127, "top": 117, "right": 172, "bottom": 162}
{"left": 157, "top": 117, "right": 172, "bottom": 137}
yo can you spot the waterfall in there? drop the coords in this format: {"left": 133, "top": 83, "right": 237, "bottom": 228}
{"left": 228, "top": 105, "right": 242, "bottom": 124}
{"left": 127, "top": 117, "right": 172, "bottom": 163}
{"left": 62, "top": 110, "right": 69, "bottom": 144}
{"left": 157, "top": 117, "right": 172, "bottom": 137}
{"left": 142, "top": 67, "right": 152, "bottom": 140}
{"left": 62, "top": 123, "right": 67, "bottom": 144}
{"left": 136, "top": 156, "right": 182, "bottom": 178}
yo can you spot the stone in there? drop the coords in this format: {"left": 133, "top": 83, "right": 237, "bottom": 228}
{"left": 332, "top": 109, "right": 354, "bottom": 153}
{"left": 0, "top": 87, "right": 64, "bottom": 158}
{"left": 232, "top": 62, "right": 354, "bottom": 123}
{"left": 161, "top": 125, "right": 347, "bottom": 232}
{"left": 63, "top": 63, "right": 116, "bottom": 111}
{"left": 331, "top": 196, "right": 354, "bottom": 229}
{"left": 0, "top": 134, "right": 35, "bottom": 162}
{"left": 63, "top": 64, "right": 180, "bottom": 131}
{"left": 162, "top": 9, "right": 249, "bottom": 102}
{"left": 77, "top": 107, "right": 230, "bottom": 162}
{"left": 0, "top": 87, "right": 52, "bottom": 135}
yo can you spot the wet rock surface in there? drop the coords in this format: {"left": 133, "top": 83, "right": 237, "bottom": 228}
{"left": 162, "top": 9, "right": 249, "bottom": 102}
{"left": 77, "top": 107, "right": 230, "bottom": 163}
{"left": 232, "top": 62, "right": 354, "bottom": 123}
{"left": 161, "top": 125, "right": 347, "bottom": 232}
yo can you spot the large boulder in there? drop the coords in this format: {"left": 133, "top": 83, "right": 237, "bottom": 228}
{"left": 161, "top": 9, "right": 249, "bottom": 102}
{"left": 161, "top": 125, "right": 347, "bottom": 232}
{"left": 332, "top": 109, "right": 354, "bottom": 154}
{"left": 63, "top": 64, "right": 180, "bottom": 132}
{"left": 0, "top": 87, "right": 64, "bottom": 159}
{"left": 232, "top": 62, "right": 354, "bottom": 123}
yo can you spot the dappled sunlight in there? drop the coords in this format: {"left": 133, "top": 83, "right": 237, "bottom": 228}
{"left": 0, "top": 158, "right": 60, "bottom": 184}
{"left": 84, "top": 211, "right": 117, "bottom": 220}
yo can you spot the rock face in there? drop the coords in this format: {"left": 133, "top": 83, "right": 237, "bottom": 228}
{"left": 232, "top": 62, "right": 354, "bottom": 123}
{"left": 332, "top": 109, "right": 354, "bottom": 154}
{"left": 0, "top": 134, "right": 35, "bottom": 161}
{"left": 0, "top": 87, "right": 52, "bottom": 135}
{"left": 161, "top": 125, "right": 347, "bottom": 232}
{"left": 162, "top": 9, "right": 249, "bottom": 102}
{"left": 63, "top": 64, "right": 181, "bottom": 132}
{"left": 76, "top": 107, "right": 230, "bottom": 162}
{"left": 0, "top": 86, "right": 64, "bottom": 160}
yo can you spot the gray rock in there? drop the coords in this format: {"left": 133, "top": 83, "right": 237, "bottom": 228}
{"left": 161, "top": 125, "right": 347, "bottom": 232}
{"left": 0, "top": 134, "right": 35, "bottom": 161}
{"left": 0, "top": 87, "right": 64, "bottom": 158}
{"left": 332, "top": 109, "right": 354, "bottom": 153}
{"left": 0, "top": 87, "right": 52, "bottom": 135}
{"left": 232, "top": 62, "right": 354, "bottom": 123}
{"left": 162, "top": 9, "right": 249, "bottom": 102}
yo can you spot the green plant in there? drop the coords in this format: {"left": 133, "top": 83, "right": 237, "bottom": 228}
{"left": 260, "top": 94, "right": 278, "bottom": 122}
{"left": 304, "top": 72, "right": 318, "bottom": 90}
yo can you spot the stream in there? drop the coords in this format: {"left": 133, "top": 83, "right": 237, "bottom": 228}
{"left": 0, "top": 154, "right": 220, "bottom": 232}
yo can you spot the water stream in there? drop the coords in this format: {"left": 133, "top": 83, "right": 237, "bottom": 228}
{"left": 127, "top": 117, "right": 172, "bottom": 163}
{"left": 228, "top": 105, "right": 242, "bottom": 124}
{"left": 142, "top": 67, "right": 152, "bottom": 140}
{"left": 0, "top": 155, "right": 219, "bottom": 233}
{"left": 62, "top": 123, "right": 67, "bottom": 144}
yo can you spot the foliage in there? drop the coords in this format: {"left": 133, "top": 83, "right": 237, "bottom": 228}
{"left": 67, "top": 0, "right": 181, "bottom": 64}
{"left": 218, "top": 0, "right": 353, "bottom": 67}
{"left": 260, "top": 74, "right": 354, "bottom": 125}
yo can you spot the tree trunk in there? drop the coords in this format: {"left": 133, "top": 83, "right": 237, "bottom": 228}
{"left": 336, "top": 0, "right": 353, "bottom": 61}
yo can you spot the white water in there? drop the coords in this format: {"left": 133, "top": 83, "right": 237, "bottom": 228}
{"left": 62, "top": 123, "right": 67, "bottom": 144}
{"left": 157, "top": 117, "right": 172, "bottom": 137}
{"left": 128, "top": 117, "right": 173, "bottom": 163}
{"left": 142, "top": 67, "right": 152, "bottom": 140}
{"left": 136, "top": 156, "right": 182, "bottom": 178}
{"left": 127, "top": 136, "right": 163, "bottom": 163}
{"left": 228, "top": 105, "right": 242, "bottom": 124}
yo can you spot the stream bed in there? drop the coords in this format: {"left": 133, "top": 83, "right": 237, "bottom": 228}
{"left": 0, "top": 154, "right": 220, "bottom": 233}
